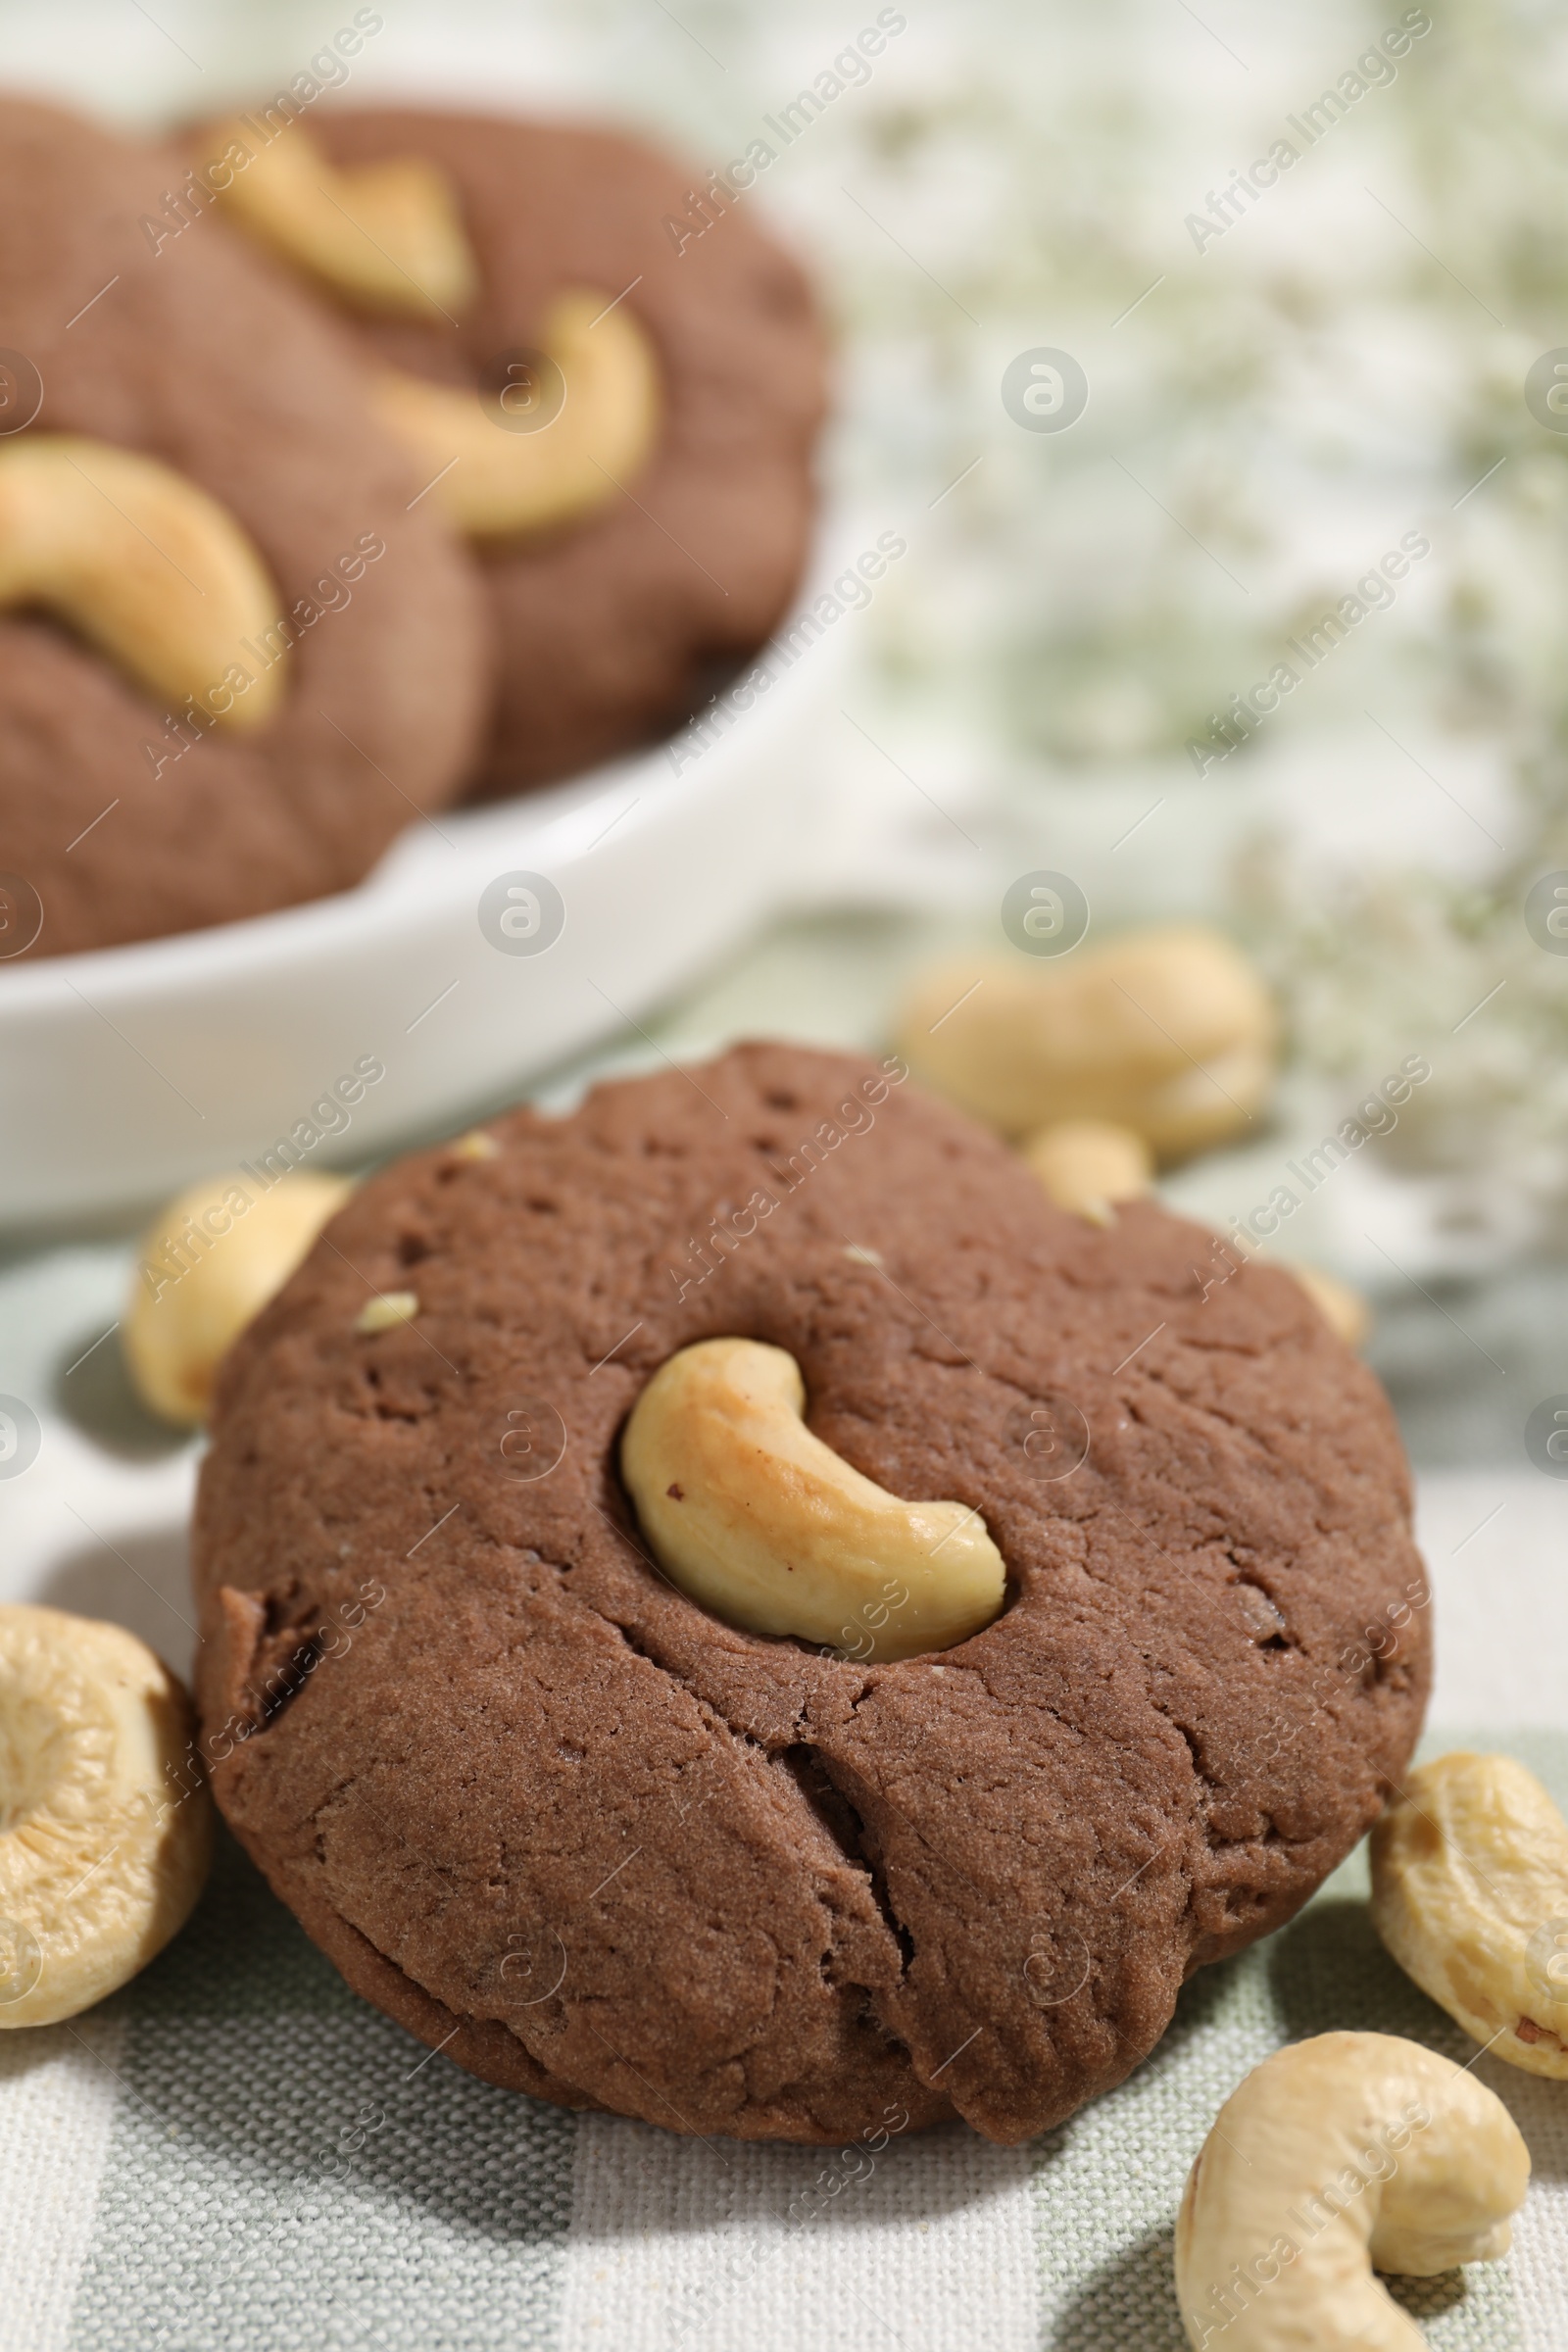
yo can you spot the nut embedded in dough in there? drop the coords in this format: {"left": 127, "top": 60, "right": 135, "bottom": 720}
{"left": 355, "top": 1291, "right": 420, "bottom": 1335}
{"left": 371, "top": 293, "right": 662, "bottom": 542}
{"left": 203, "top": 118, "right": 478, "bottom": 318}
{"left": 450, "top": 1129, "right": 500, "bottom": 1161}
{"left": 0, "top": 435, "right": 285, "bottom": 727}
{"left": 620, "top": 1336, "right": 1006, "bottom": 1660}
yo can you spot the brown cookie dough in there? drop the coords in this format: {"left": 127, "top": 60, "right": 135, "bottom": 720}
{"left": 288, "top": 109, "right": 826, "bottom": 795}
{"left": 193, "top": 1044, "right": 1429, "bottom": 2145}
{"left": 0, "top": 98, "right": 489, "bottom": 958}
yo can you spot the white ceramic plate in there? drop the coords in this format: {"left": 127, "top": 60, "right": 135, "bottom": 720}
{"left": 0, "top": 582, "right": 851, "bottom": 1229}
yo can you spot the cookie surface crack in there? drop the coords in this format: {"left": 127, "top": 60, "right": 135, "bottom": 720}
{"left": 796, "top": 1747, "right": 918, "bottom": 1976}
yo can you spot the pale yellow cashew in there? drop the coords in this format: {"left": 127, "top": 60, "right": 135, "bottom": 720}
{"left": 0, "top": 437, "right": 284, "bottom": 726}
{"left": 123, "top": 1170, "right": 352, "bottom": 1426}
{"left": 1023, "top": 1117, "right": 1152, "bottom": 1225}
{"left": 1289, "top": 1262, "right": 1371, "bottom": 1349}
{"left": 1175, "top": 2032, "right": 1528, "bottom": 2350}
{"left": 372, "top": 293, "right": 662, "bottom": 541}
{"left": 620, "top": 1338, "right": 1006, "bottom": 1660}
{"left": 1373, "top": 1751, "right": 1568, "bottom": 2077}
{"left": 206, "top": 119, "right": 478, "bottom": 318}
{"left": 0, "top": 1605, "right": 214, "bottom": 2027}
{"left": 898, "top": 925, "right": 1277, "bottom": 1160}
{"left": 355, "top": 1291, "right": 419, "bottom": 1335}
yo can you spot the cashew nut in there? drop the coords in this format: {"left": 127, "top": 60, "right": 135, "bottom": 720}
{"left": 123, "top": 1171, "right": 352, "bottom": 1426}
{"left": 620, "top": 1337, "right": 1006, "bottom": 1659}
{"left": 355, "top": 1291, "right": 418, "bottom": 1335}
{"left": 372, "top": 293, "right": 662, "bottom": 542}
{"left": 0, "top": 1604, "right": 214, "bottom": 2027}
{"left": 450, "top": 1129, "right": 499, "bottom": 1161}
{"left": 1023, "top": 1118, "right": 1152, "bottom": 1225}
{"left": 898, "top": 925, "right": 1277, "bottom": 1160}
{"left": 205, "top": 119, "right": 478, "bottom": 318}
{"left": 0, "top": 436, "right": 284, "bottom": 726}
{"left": 1372, "top": 1750, "right": 1568, "bottom": 2077}
{"left": 1289, "top": 1262, "right": 1371, "bottom": 1349}
{"left": 1175, "top": 2031, "right": 1528, "bottom": 2351}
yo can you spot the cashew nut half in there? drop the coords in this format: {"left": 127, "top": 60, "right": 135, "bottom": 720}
{"left": 205, "top": 119, "right": 478, "bottom": 318}
{"left": 1023, "top": 1118, "right": 1152, "bottom": 1226}
{"left": 898, "top": 925, "right": 1277, "bottom": 1160}
{"left": 620, "top": 1338, "right": 1006, "bottom": 1659}
{"left": 1373, "top": 1750, "right": 1568, "bottom": 2077}
{"left": 0, "top": 437, "right": 284, "bottom": 726}
{"left": 372, "top": 293, "right": 662, "bottom": 542}
{"left": 0, "top": 1604, "right": 214, "bottom": 2027}
{"left": 1175, "top": 2031, "right": 1528, "bottom": 2351}
{"left": 123, "top": 1170, "right": 352, "bottom": 1426}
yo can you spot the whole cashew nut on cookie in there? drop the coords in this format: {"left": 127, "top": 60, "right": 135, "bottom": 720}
{"left": 0, "top": 437, "right": 285, "bottom": 725}
{"left": 203, "top": 119, "right": 478, "bottom": 318}
{"left": 372, "top": 293, "right": 662, "bottom": 541}
{"left": 620, "top": 1336, "right": 1006, "bottom": 1659}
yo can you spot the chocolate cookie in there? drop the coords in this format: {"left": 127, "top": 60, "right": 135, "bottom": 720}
{"left": 0, "top": 99, "right": 488, "bottom": 958}
{"left": 193, "top": 1044, "right": 1428, "bottom": 2144}
{"left": 235, "top": 108, "right": 826, "bottom": 795}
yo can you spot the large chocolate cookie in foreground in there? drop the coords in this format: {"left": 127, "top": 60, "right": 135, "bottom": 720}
{"left": 193, "top": 1045, "right": 1428, "bottom": 2144}
{"left": 0, "top": 99, "right": 487, "bottom": 957}
{"left": 305, "top": 110, "right": 826, "bottom": 795}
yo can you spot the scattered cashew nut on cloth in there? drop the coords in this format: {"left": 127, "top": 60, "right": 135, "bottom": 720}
{"left": 0, "top": 1605, "right": 214, "bottom": 2026}
{"left": 1373, "top": 1750, "right": 1568, "bottom": 2077}
{"left": 897, "top": 923, "right": 1278, "bottom": 1159}
{"left": 1175, "top": 2031, "right": 1529, "bottom": 2351}
{"left": 123, "top": 1170, "right": 354, "bottom": 1425}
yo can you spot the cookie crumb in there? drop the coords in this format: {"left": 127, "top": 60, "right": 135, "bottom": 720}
{"left": 356, "top": 1292, "right": 419, "bottom": 1334}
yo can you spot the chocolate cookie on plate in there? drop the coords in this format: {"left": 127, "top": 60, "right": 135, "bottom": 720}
{"left": 191, "top": 105, "right": 826, "bottom": 794}
{"left": 194, "top": 1044, "right": 1428, "bottom": 2144}
{"left": 0, "top": 98, "right": 488, "bottom": 959}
